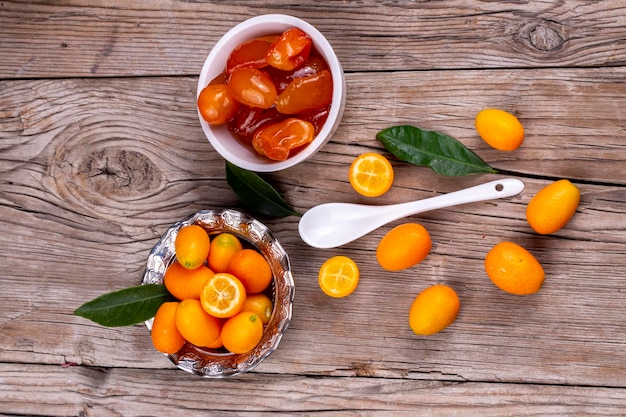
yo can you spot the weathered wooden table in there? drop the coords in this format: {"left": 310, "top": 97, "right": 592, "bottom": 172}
{"left": 1, "top": 1, "right": 625, "bottom": 415}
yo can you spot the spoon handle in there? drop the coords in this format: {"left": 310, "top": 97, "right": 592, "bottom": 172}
{"left": 299, "top": 178, "right": 524, "bottom": 248}
{"left": 386, "top": 178, "right": 525, "bottom": 221}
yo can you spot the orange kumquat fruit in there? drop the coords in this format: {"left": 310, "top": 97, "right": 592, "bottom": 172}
{"left": 174, "top": 298, "right": 222, "bottom": 348}
{"left": 242, "top": 293, "right": 274, "bottom": 325}
{"left": 164, "top": 261, "right": 214, "bottom": 300}
{"left": 207, "top": 232, "right": 243, "bottom": 273}
{"left": 175, "top": 224, "right": 211, "bottom": 270}
{"left": 376, "top": 223, "right": 432, "bottom": 271}
{"left": 409, "top": 284, "right": 460, "bottom": 336}
{"left": 318, "top": 256, "right": 360, "bottom": 298}
{"left": 221, "top": 311, "right": 264, "bottom": 354}
{"left": 348, "top": 152, "right": 394, "bottom": 197}
{"left": 475, "top": 108, "right": 525, "bottom": 151}
{"left": 206, "top": 334, "right": 224, "bottom": 350}
{"left": 151, "top": 302, "right": 186, "bottom": 354}
{"left": 200, "top": 273, "right": 247, "bottom": 318}
{"left": 526, "top": 179, "right": 580, "bottom": 235}
{"left": 227, "top": 249, "right": 272, "bottom": 294}
{"left": 484, "top": 241, "right": 545, "bottom": 295}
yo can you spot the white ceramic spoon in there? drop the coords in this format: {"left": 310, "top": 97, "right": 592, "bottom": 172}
{"left": 298, "top": 178, "right": 524, "bottom": 249}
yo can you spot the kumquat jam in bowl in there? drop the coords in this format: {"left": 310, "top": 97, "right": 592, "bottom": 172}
{"left": 197, "top": 14, "right": 346, "bottom": 172}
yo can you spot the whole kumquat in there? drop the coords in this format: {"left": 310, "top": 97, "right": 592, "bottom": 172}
{"left": 151, "top": 302, "right": 186, "bottom": 354}
{"left": 227, "top": 249, "right": 272, "bottom": 294}
{"left": 164, "top": 261, "right": 214, "bottom": 300}
{"left": 484, "top": 241, "right": 545, "bottom": 295}
{"left": 206, "top": 334, "right": 224, "bottom": 350}
{"left": 221, "top": 311, "right": 264, "bottom": 354}
{"left": 242, "top": 293, "right": 274, "bottom": 325}
{"left": 526, "top": 179, "right": 580, "bottom": 235}
{"left": 376, "top": 223, "right": 431, "bottom": 271}
{"left": 174, "top": 298, "right": 222, "bottom": 348}
{"left": 207, "top": 233, "right": 243, "bottom": 273}
{"left": 409, "top": 284, "right": 460, "bottom": 336}
{"left": 475, "top": 108, "right": 525, "bottom": 151}
{"left": 175, "top": 224, "right": 211, "bottom": 270}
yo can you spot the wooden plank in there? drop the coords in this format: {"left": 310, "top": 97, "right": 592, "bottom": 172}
{"left": 1, "top": 68, "right": 624, "bottom": 184}
{"left": 1, "top": 0, "right": 625, "bottom": 78}
{"left": 1, "top": 363, "right": 626, "bottom": 416}
{"left": 0, "top": 73, "right": 624, "bottom": 388}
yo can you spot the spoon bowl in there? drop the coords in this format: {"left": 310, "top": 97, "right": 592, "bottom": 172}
{"left": 298, "top": 178, "right": 524, "bottom": 248}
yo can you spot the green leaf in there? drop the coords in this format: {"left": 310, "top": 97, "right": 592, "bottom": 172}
{"left": 225, "top": 161, "right": 301, "bottom": 218}
{"left": 376, "top": 125, "right": 497, "bottom": 176}
{"left": 73, "top": 284, "right": 174, "bottom": 327}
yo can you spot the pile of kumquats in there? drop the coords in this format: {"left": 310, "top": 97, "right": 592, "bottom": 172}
{"left": 151, "top": 225, "right": 275, "bottom": 355}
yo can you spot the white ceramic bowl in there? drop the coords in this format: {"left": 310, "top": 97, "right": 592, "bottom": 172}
{"left": 197, "top": 14, "right": 346, "bottom": 172}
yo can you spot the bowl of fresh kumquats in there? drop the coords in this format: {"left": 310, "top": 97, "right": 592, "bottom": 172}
{"left": 196, "top": 14, "right": 346, "bottom": 172}
{"left": 142, "top": 209, "right": 295, "bottom": 377}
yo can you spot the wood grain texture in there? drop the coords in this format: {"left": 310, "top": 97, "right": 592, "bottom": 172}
{"left": 1, "top": 0, "right": 625, "bottom": 78}
{"left": 1, "top": 73, "right": 624, "bottom": 386}
{"left": 2, "top": 364, "right": 626, "bottom": 416}
{"left": 1, "top": 0, "right": 625, "bottom": 414}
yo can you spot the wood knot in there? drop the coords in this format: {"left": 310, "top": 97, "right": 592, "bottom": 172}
{"left": 516, "top": 20, "right": 566, "bottom": 55}
{"left": 79, "top": 148, "right": 162, "bottom": 198}
{"left": 49, "top": 128, "right": 166, "bottom": 222}
{"left": 529, "top": 24, "right": 564, "bottom": 51}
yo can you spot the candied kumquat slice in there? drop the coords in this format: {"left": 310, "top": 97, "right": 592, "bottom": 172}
{"left": 226, "top": 37, "right": 273, "bottom": 73}
{"left": 275, "top": 69, "right": 333, "bottom": 115}
{"left": 265, "top": 27, "right": 311, "bottom": 71}
{"left": 252, "top": 118, "right": 315, "bottom": 161}
{"left": 228, "top": 67, "right": 277, "bottom": 109}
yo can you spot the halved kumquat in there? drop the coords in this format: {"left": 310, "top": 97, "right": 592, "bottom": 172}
{"left": 349, "top": 153, "right": 394, "bottom": 197}
{"left": 200, "top": 273, "right": 247, "bottom": 318}
{"left": 318, "top": 256, "right": 360, "bottom": 298}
